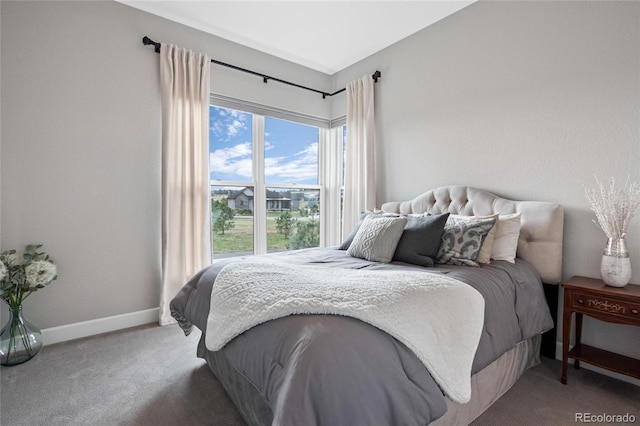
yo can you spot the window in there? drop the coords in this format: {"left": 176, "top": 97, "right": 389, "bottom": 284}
{"left": 209, "top": 104, "right": 326, "bottom": 258}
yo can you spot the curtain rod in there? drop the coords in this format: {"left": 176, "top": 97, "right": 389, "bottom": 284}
{"left": 142, "top": 36, "right": 380, "bottom": 99}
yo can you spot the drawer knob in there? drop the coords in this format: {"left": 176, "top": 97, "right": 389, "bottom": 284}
{"left": 633, "top": 309, "right": 638, "bottom": 315}
{"left": 578, "top": 299, "right": 584, "bottom": 304}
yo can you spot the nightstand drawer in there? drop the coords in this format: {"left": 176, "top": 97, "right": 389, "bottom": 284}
{"left": 572, "top": 290, "right": 640, "bottom": 323}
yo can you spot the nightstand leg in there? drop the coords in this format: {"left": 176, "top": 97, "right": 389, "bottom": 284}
{"left": 561, "top": 309, "right": 572, "bottom": 384}
{"left": 574, "top": 312, "right": 583, "bottom": 370}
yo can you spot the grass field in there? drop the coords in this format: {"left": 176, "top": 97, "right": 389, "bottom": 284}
{"left": 212, "top": 212, "right": 317, "bottom": 255}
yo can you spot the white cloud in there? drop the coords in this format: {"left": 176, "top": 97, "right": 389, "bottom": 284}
{"left": 210, "top": 142, "right": 253, "bottom": 179}
{"left": 210, "top": 141, "right": 318, "bottom": 183}
{"left": 227, "top": 119, "right": 244, "bottom": 138}
{"left": 295, "top": 142, "right": 318, "bottom": 163}
{"left": 265, "top": 142, "right": 318, "bottom": 182}
{"left": 210, "top": 107, "right": 249, "bottom": 141}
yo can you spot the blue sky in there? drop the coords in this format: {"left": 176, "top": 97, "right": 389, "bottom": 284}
{"left": 209, "top": 106, "right": 319, "bottom": 185}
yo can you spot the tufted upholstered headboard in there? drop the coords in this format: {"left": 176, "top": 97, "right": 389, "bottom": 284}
{"left": 380, "top": 186, "right": 564, "bottom": 284}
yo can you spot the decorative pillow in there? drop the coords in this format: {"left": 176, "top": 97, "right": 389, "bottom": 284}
{"left": 436, "top": 216, "right": 497, "bottom": 266}
{"left": 339, "top": 212, "right": 369, "bottom": 250}
{"left": 347, "top": 215, "right": 407, "bottom": 263}
{"left": 491, "top": 212, "right": 522, "bottom": 263}
{"left": 449, "top": 214, "right": 499, "bottom": 264}
{"left": 392, "top": 213, "right": 450, "bottom": 267}
{"left": 339, "top": 211, "right": 400, "bottom": 250}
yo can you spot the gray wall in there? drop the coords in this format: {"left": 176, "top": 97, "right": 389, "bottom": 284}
{"left": 333, "top": 0, "right": 640, "bottom": 362}
{"left": 0, "top": 0, "right": 331, "bottom": 328}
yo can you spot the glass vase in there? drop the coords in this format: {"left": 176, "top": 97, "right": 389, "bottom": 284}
{"left": 600, "top": 238, "right": 632, "bottom": 288}
{"left": 0, "top": 305, "right": 42, "bottom": 366}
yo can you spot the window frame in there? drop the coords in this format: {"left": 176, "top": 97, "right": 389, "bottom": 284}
{"left": 209, "top": 97, "right": 330, "bottom": 257}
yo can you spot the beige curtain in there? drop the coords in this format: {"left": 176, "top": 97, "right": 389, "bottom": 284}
{"left": 342, "top": 74, "right": 376, "bottom": 236}
{"left": 159, "top": 44, "right": 211, "bottom": 325}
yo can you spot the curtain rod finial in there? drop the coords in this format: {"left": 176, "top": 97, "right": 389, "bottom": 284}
{"left": 142, "top": 36, "right": 161, "bottom": 53}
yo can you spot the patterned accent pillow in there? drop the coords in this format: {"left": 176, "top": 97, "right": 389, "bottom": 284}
{"left": 435, "top": 216, "right": 497, "bottom": 266}
{"left": 347, "top": 215, "right": 408, "bottom": 263}
{"left": 449, "top": 214, "right": 499, "bottom": 264}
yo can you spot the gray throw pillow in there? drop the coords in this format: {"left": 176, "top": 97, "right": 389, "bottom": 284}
{"left": 392, "top": 213, "right": 450, "bottom": 267}
{"left": 347, "top": 215, "right": 408, "bottom": 263}
{"left": 435, "top": 216, "right": 496, "bottom": 266}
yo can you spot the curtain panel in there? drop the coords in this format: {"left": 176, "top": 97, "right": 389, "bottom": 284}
{"left": 342, "top": 74, "right": 376, "bottom": 237}
{"left": 159, "top": 44, "right": 211, "bottom": 325}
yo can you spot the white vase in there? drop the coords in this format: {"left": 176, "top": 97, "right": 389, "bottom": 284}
{"left": 600, "top": 238, "right": 632, "bottom": 287}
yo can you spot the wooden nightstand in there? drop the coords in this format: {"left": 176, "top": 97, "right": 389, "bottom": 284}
{"left": 561, "top": 276, "right": 640, "bottom": 384}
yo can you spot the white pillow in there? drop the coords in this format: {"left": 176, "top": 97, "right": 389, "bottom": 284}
{"left": 490, "top": 213, "right": 522, "bottom": 263}
{"left": 347, "top": 215, "right": 407, "bottom": 263}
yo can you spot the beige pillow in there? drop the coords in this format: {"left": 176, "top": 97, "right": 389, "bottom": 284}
{"left": 491, "top": 213, "right": 522, "bottom": 263}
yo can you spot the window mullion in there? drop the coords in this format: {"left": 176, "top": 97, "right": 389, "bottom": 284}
{"left": 253, "top": 114, "right": 267, "bottom": 255}
{"left": 319, "top": 127, "right": 343, "bottom": 247}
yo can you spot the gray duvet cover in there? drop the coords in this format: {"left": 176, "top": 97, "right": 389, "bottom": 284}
{"left": 171, "top": 247, "right": 553, "bottom": 426}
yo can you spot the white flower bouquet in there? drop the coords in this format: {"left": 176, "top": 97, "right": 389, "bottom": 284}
{"left": 0, "top": 244, "right": 57, "bottom": 311}
{"left": 584, "top": 176, "right": 640, "bottom": 240}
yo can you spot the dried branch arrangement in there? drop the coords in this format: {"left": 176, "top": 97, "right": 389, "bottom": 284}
{"left": 584, "top": 176, "right": 640, "bottom": 240}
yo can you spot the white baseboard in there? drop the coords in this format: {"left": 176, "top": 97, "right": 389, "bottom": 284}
{"left": 41, "top": 308, "right": 160, "bottom": 346}
{"left": 554, "top": 341, "right": 640, "bottom": 387}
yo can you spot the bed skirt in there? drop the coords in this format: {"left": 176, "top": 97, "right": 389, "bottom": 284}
{"left": 433, "top": 335, "right": 541, "bottom": 425}
{"left": 198, "top": 334, "right": 542, "bottom": 426}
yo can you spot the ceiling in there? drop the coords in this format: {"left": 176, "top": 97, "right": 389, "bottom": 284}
{"left": 119, "top": 1, "right": 475, "bottom": 75}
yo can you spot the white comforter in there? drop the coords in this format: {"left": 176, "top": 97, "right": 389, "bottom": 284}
{"left": 205, "top": 261, "right": 485, "bottom": 403}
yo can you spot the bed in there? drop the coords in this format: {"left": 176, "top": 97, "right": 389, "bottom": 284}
{"left": 170, "top": 185, "right": 564, "bottom": 425}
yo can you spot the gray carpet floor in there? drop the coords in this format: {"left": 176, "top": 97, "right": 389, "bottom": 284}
{"left": 1, "top": 323, "right": 638, "bottom": 426}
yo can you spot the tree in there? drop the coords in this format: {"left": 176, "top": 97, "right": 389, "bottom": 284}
{"left": 211, "top": 199, "right": 235, "bottom": 235}
{"left": 290, "top": 220, "right": 319, "bottom": 249}
{"left": 299, "top": 204, "right": 319, "bottom": 221}
{"left": 276, "top": 212, "right": 296, "bottom": 239}
{"left": 308, "top": 204, "right": 319, "bottom": 220}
